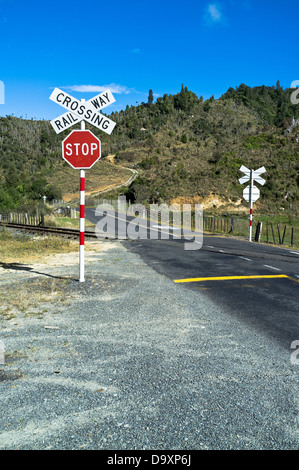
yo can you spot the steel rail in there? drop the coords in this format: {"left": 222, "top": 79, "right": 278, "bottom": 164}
{"left": 0, "top": 222, "right": 98, "bottom": 238}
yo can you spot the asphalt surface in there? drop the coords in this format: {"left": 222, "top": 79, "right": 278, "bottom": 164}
{"left": 87, "top": 207, "right": 299, "bottom": 351}
{"left": 126, "top": 235, "right": 299, "bottom": 351}
{"left": 0, "top": 210, "right": 298, "bottom": 451}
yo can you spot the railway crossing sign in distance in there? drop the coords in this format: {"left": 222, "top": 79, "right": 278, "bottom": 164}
{"left": 239, "top": 165, "right": 266, "bottom": 203}
{"left": 62, "top": 130, "right": 101, "bottom": 169}
{"left": 239, "top": 165, "right": 266, "bottom": 242}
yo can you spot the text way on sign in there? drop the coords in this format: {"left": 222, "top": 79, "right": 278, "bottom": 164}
{"left": 50, "top": 90, "right": 115, "bottom": 134}
{"left": 49, "top": 88, "right": 116, "bottom": 135}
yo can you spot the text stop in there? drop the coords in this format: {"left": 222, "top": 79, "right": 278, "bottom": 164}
{"left": 62, "top": 130, "right": 101, "bottom": 169}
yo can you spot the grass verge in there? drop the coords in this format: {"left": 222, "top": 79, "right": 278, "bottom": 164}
{"left": 0, "top": 227, "right": 78, "bottom": 263}
{"left": 0, "top": 276, "right": 74, "bottom": 321}
{"left": 44, "top": 215, "right": 95, "bottom": 229}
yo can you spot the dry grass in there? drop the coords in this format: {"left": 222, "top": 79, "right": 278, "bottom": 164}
{"left": 0, "top": 228, "right": 78, "bottom": 263}
{"left": 47, "top": 159, "right": 132, "bottom": 202}
{"left": 0, "top": 277, "right": 71, "bottom": 320}
{"left": 0, "top": 231, "right": 104, "bottom": 320}
{"left": 44, "top": 215, "right": 95, "bottom": 229}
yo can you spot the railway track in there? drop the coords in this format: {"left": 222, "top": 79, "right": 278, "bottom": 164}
{"left": 0, "top": 222, "right": 98, "bottom": 239}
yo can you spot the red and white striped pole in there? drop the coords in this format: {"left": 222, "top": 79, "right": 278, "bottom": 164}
{"left": 249, "top": 169, "right": 253, "bottom": 242}
{"left": 79, "top": 99, "right": 85, "bottom": 282}
{"left": 79, "top": 169, "right": 85, "bottom": 282}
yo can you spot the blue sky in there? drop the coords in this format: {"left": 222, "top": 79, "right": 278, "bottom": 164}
{"left": 0, "top": 0, "right": 298, "bottom": 120}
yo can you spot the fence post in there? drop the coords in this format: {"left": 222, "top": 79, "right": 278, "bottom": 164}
{"left": 230, "top": 217, "right": 235, "bottom": 233}
{"left": 291, "top": 227, "right": 294, "bottom": 247}
{"left": 270, "top": 223, "right": 276, "bottom": 244}
{"left": 254, "top": 222, "right": 262, "bottom": 242}
{"left": 281, "top": 225, "right": 286, "bottom": 245}
{"left": 277, "top": 223, "right": 281, "bottom": 244}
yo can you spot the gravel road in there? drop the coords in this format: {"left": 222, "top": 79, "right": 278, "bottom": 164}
{"left": 0, "top": 238, "right": 298, "bottom": 450}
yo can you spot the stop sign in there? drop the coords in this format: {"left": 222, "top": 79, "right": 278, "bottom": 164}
{"left": 62, "top": 130, "right": 101, "bottom": 169}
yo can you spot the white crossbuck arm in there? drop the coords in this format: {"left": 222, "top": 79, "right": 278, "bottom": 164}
{"left": 49, "top": 88, "right": 116, "bottom": 134}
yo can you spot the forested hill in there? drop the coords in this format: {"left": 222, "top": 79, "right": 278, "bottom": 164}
{"left": 0, "top": 82, "right": 298, "bottom": 213}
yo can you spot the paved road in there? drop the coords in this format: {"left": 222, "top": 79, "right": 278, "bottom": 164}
{"left": 0, "top": 210, "right": 298, "bottom": 450}
{"left": 86, "top": 207, "right": 299, "bottom": 351}
{"left": 126, "top": 235, "right": 299, "bottom": 352}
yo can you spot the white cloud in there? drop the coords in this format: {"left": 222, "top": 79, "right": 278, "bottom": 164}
{"left": 130, "top": 48, "right": 141, "bottom": 54}
{"left": 204, "top": 3, "right": 223, "bottom": 24}
{"left": 209, "top": 4, "right": 221, "bottom": 21}
{"left": 63, "top": 83, "right": 132, "bottom": 94}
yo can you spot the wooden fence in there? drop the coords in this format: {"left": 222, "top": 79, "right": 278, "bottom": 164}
{"left": 202, "top": 216, "right": 296, "bottom": 247}
{"left": 263, "top": 222, "right": 295, "bottom": 246}
{"left": 0, "top": 212, "right": 44, "bottom": 226}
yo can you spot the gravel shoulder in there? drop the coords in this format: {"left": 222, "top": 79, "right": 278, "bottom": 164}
{"left": 0, "top": 239, "right": 298, "bottom": 450}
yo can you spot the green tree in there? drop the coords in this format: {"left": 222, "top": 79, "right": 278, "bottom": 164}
{"left": 148, "top": 89, "right": 154, "bottom": 105}
{"left": 181, "top": 133, "right": 187, "bottom": 143}
{"left": 45, "top": 184, "right": 62, "bottom": 201}
{"left": 0, "top": 188, "right": 16, "bottom": 209}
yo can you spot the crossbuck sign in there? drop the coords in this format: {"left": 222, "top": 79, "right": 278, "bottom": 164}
{"left": 49, "top": 86, "right": 116, "bottom": 283}
{"left": 239, "top": 165, "right": 266, "bottom": 242}
{"left": 49, "top": 87, "right": 116, "bottom": 134}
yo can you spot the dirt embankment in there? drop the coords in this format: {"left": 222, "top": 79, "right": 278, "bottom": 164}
{"left": 171, "top": 193, "right": 249, "bottom": 212}
{"left": 63, "top": 155, "right": 137, "bottom": 203}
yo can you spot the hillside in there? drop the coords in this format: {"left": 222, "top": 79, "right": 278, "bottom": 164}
{"left": 0, "top": 82, "right": 298, "bottom": 214}
{"left": 0, "top": 116, "right": 133, "bottom": 209}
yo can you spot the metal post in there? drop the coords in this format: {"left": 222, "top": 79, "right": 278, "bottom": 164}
{"left": 249, "top": 169, "right": 253, "bottom": 242}
{"left": 79, "top": 169, "right": 85, "bottom": 282}
{"left": 79, "top": 99, "right": 85, "bottom": 282}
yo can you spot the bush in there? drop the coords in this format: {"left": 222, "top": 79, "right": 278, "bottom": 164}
{"left": 181, "top": 134, "right": 187, "bottom": 143}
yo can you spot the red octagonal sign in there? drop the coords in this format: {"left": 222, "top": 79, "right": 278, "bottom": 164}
{"left": 62, "top": 130, "right": 101, "bottom": 169}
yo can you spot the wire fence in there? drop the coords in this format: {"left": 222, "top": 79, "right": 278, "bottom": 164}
{"left": 0, "top": 204, "right": 297, "bottom": 247}
{"left": 93, "top": 200, "right": 297, "bottom": 247}
{"left": 202, "top": 216, "right": 296, "bottom": 247}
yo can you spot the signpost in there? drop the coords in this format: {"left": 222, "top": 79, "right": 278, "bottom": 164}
{"left": 50, "top": 89, "right": 116, "bottom": 282}
{"left": 239, "top": 165, "right": 266, "bottom": 242}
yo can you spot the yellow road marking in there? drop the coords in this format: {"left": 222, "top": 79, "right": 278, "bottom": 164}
{"left": 174, "top": 274, "right": 290, "bottom": 283}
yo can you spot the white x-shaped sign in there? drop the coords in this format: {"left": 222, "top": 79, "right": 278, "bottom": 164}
{"left": 49, "top": 87, "right": 116, "bottom": 135}
{"left": 239, "top": 165, "right": 266, "bottom": 186}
